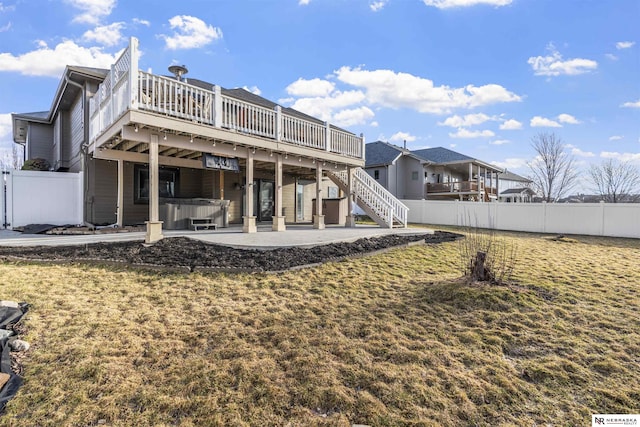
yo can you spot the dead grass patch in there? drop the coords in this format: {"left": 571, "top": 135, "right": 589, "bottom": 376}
{"left": 0, "top": 229, "right": 638, "bottom": 426}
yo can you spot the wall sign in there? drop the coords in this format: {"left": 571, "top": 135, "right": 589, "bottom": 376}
{"left": 202, "top": 154, "right": 240, "bottom": 172}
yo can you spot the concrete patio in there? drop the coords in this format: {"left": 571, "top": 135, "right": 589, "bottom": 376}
{"left": 0, "top": 224, "right": 433, "bottom": 249}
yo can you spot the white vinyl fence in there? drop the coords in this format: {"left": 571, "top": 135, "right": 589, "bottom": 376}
{"left": 402, "top": 200, "right": 640, "bottom": 239}
{"left": 4, "top": 170, "right": 83, "bottom": 229}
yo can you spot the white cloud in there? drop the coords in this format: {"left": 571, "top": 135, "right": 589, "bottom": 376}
{"left": 334, "top": 66, "right": 521, "bottom": 114}
{"left": 449, "top": 143, "right": 457, "bottom": 148}
{"left": 242, "top": 85, "right": 262, "bottom": 96}
{"left": 132, "top": 18, "right": 151, "bottom": 27}
{"left": 530, "top": 116, "right": 561, "bottom": 128}
{"left": 567, "top": 144, "right": 595, "bottom": 157}
{"left": 0, "top": 113, "right": 11, "bottom": 140}
{"left": 332, "top": 106, "right": 374, "bottom": 127}
{"left": 609, "top": 135, "right": 623, "bottom": 141}
{"left": 605, "top": 53, "right": 618, "bottom": 61}
{"left": 438, "top": 113, "right": 493, "bottom": 128}
{"left": 82, "top": 22, "right": 125, "bottom": 46}
{"left": 0, "top": 22, "right": 10, "bottom": 32}
{"left": 370, "top": 0, "right": 388, "bottom": 11}
{"left": 621, "top": 99, "right": 640, "bottom": 108}
{"left": 161, "top": 15, "right": 222, "bottom": 50}
{"left": 499, "top": 118, "right": 522, "bottom": 130}
{"left": 528, "top": 43, "right": 597, "bottom": 76}
{"left": 616, "top": 41, "right": 635, "bottom": 50}
{"left": 64, "top": 0, "right": 116, "bottom": 25}
{"left": 449, "top": 128, "right": 494, "bottom": 138}
{"left": 370, "top": 121, "right": 379, "bottom": 127}
{"left": 557, "top": 113, "right": 581, "bottom": 124}
{"left": 0, "top": 4, "right": 16, "bottom": 12}
{"left": 286, "top": 78, "right": 335, "bottom": 97}
{"left": 288, "top": 90, "right": 366, "bottom": 121}
{"left": 0, "top": 40, "right": 119, "bottom": 77}
{"left": 422, "top": 0, "right": 512, "bottom": 8}
{"left": 491, "top": 158, "right": 527, "bottom": 170}
{"left": 299, "top": 0, "right": 310, "bottom": 4}
{"left": 490, "top": 139, "right": 510, "bottom": 145}
{"left": 600, "top": 151, "right": 640, "bottom": 163}
{"left": 389, "top": 131, "right": 417, "bottom": 143}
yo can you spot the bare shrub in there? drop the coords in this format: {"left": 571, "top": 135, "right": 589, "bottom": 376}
{"left": 458, "top": 220, "right": 517, "bottom": 284}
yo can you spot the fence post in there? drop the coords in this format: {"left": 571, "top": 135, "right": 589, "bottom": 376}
{"left": 213, "top": 85, "right": 222, "bottom": 128}
{"left": 542, "top": 201, "right": 547, "bottom": 233}
{"left": 5, "top": 171, "right": 12, "bottom": 230}
{"left": 600, "top": 201, "right": 605, "bottom": 236}
{"left": 129, "top": 37, "right": 139, "bottom": 110}
{"left": 325, "top": 121, "right": 331, "bottom": 152}
{"left": 275, "top": 105, "right": 282, "bottom": 141}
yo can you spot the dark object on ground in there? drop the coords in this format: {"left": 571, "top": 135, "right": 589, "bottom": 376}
{"left": 0, "top": 232, "right": 461, "bottom": 272}
{"left": 18, "top": 224, "right": 60, "bottom": 235}
{"left": 0, "top": 302, "right": 28, "bottom": 413}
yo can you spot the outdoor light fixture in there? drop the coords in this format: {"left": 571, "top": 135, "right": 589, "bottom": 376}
{"left": 335, "top": 163, "right": 338, "bottom": 169}
{"left": 189, "top": 135, "right": 194, "bottom": 143}
{"left": 134, "top": 125, "right": 139, "bottom": 132}
{"left": 252, "top": 148, "right": 256, "bottom": 154}
{"left": 322, "top": 161, "right": 326, "bottom": 166}
{"left": 163, "top": 133, "right": 167, "bottom": 140}
{"left": 212, "top": 141, "right": 216, "bottom": 147}
{"left": 299, "top": 157, "right": 302, "bottom": 162}
{"left": 233, "top": 145, "right": 237, "bottom": 151}
{"left": 312, "top": 159, "right": 316, "bottom": 164}
{"left": 285, "top": 153, "right": 288, "bottom": 159}
{"left": 270, "top": 151, "right": 273, "bottom": 157}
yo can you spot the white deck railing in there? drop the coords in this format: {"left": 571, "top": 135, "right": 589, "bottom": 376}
{"left": 89, "top": 38, "right": 364, "bottom": 159}
{"left": 330, "top": 168, "right": 408, "bottom": 228}
{"left": 354, "top": 168, "right": 408, "bottom": 227}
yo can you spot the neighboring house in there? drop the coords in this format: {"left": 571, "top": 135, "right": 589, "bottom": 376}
{"left": 493, "top": 170, "right": 535, "bottom": 202}
{"left": 12, "top": 38, "right": 407, "bottom": 242}
{"left": 365, "top": 141, "right": 503, "bottom": 201}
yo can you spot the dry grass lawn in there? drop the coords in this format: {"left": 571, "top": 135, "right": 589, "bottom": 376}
{"left": 0, "top": 228, "right": 638, "bottom": 426}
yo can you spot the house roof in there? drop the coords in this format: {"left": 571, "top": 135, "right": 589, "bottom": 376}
{"left": 412, "top": 146, "right": 502, "bottom": 172}
{"left": 500, "top": 170, "right": 532, "bottom": 182}
{"left": 365, "top": 141, "right": 408, "bottom": 167}
{"left": 412, "top": 147, "right": 474, "bottom": 164}
{"left": 501, "top": 187, "right": 536, "bottom": 195}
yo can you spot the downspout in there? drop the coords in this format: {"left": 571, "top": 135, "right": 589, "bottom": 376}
{"left": 65, "top": 74, "right": 92, "bottom": 226}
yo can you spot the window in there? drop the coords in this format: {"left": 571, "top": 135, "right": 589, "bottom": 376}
{"left": 134, "top": 164, "right": 179, "bottom": 203}
{"left": 411, "top": 171, "right": 419, "bottom": 181}
{"left": 328, "top": 186, "right": 339, "bottom": 198}
{"left": 374, "top": 170, "right": 380, "bottom": 180}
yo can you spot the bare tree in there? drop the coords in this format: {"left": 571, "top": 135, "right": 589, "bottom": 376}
{"left": 12, "top": 144, "right": 24, "bottom": 170}
{"left": 588, "top": 159, "right": 640, "bottom": 203}
{"left": 527, "top": 132, "right": 578, "bottom": 202}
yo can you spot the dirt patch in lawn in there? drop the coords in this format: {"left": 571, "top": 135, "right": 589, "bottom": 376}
{"left": 0, "top": 231, "right": 461, "bottom": 272}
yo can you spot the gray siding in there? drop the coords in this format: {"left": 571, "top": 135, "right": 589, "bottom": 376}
{"left": 52, "top": 114, "right": 62, "bottom": 169}
{"left": 87, "top": 158, "right": 117, "bottom": 225}
{"left": 68, "top": 95, "right": 84, "bottom": 172}
{"left": 26, "top": 123, "right": 53, "bottom": 165}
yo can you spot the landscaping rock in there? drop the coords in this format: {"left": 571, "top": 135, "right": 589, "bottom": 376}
{"left": 9, "top": 340, "right": 29, "bottom": 352}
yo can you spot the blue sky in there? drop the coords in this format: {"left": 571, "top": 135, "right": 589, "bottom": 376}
{"left": 0, "top": 0, "right": 638, "bottom": 190}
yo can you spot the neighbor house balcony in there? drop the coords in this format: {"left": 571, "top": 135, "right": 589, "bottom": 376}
{"left": 88, "top": 38, "right": 364, "bottom": 165}
{"left": 426, "top": 181, "right": 497, "bottom": 201}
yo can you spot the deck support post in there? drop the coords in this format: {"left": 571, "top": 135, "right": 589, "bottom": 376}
{"left": 145, "top": 133, "right": 163, "bottom": 243}
{"left": 243, "top": 147, "right": 257, "bottom": 233}
{"left": 272, "top": 153, "right": 286, "bottom": 231}
{"left": 345, "top": 166, "right": 356, "bottom": 228}
{"left": 313, "top": 165, "right": 325, "bottom": 229}
{"left": 116, "top": 159, "right": 124, "bottom": 227}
